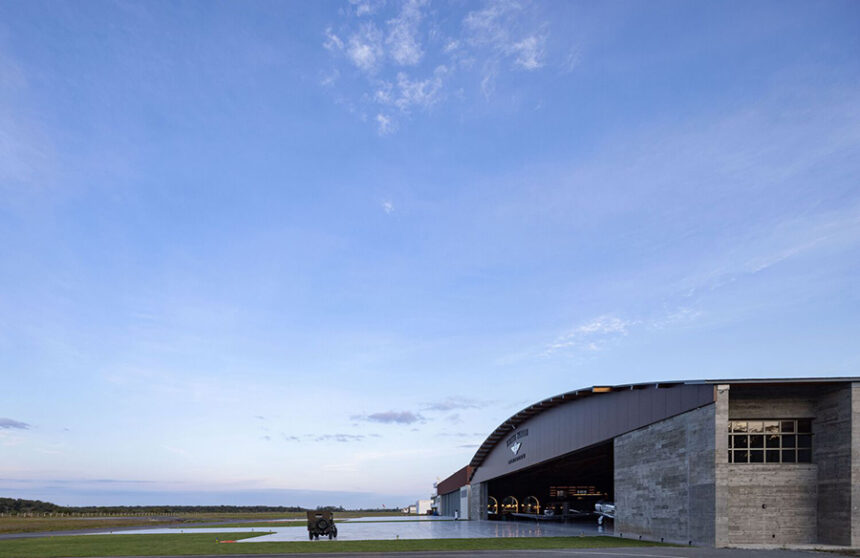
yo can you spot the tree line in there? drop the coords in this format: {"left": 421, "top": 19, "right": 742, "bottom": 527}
{"left": 0, "top": 498, "right": 387, "bottom": 515}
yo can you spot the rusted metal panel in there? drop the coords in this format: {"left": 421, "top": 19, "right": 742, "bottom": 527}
{"left": 437, "top": 465, "right": 473, "bottom": 496}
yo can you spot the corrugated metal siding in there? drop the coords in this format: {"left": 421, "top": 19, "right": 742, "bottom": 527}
{"left": 439, "top": 490, "right": 460, "bottom": 517}
{"left": 471, "top": 383, "right": 715, "bottom": 484}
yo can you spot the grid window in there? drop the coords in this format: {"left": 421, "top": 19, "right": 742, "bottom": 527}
{"left": 728, "top": 419, "right": 812, "bottom": 463}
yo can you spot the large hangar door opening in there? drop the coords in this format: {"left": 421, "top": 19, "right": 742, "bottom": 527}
{"left": 486, "top": 442, "right": 613, "bottom": 520}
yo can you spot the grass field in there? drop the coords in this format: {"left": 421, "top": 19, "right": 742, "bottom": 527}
{"left": 0, "top": 511, "right": 402, "bottom": 534}
{"left": 0, "top": 533, "right": 662, "bottom": 557}
{"left": 0, "top": 518, "right": 178, "bottom": 535}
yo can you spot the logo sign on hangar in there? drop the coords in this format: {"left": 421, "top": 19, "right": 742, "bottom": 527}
{"left": 506, "top": 429, "right": 529, "bottom": 464}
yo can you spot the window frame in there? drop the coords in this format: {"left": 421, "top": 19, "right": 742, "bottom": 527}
{"left": 728, "top": 418, "right": 812, "bottom": 464}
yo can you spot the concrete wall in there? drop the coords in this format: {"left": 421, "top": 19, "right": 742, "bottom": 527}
{"left": 852, "top": 384, "right": 860, "bottom": 546}
{"left": 614, "top": 404, "right": 716, "bottom": 545}
{"left": 469, "top": 482, "right": 487, "bottom": 520}
{"left": 814, "top": 383, "right": 854, "bottom": 545}
{"left": 725, "top": 385, "right": 819, "bottom": 545}
{"left": 725, "top": 464, "right": 817, "bottom": 544}
{"left": 714, "top": 385, "right": 730, "bottom": 546}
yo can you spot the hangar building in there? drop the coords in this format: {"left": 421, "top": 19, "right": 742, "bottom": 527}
{"left": 454, "top": 378, "right": 859, "bottom": 547}
{"left": 435, "top": 465, "right": 473, "bottom": 519}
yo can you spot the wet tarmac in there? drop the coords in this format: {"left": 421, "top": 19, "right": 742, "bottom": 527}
{"left": 91, "top": 517, "right": 613, "bottom": 542}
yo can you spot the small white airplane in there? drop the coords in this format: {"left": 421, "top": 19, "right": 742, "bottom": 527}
{"left": 594, "top": 500, "right": 615, "bottom": 525}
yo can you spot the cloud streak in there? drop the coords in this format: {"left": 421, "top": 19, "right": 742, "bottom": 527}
{"left": 422, "top": 397, "right": 490, "bottom": 412}
{"left": 0, "top": 418, "right": 30, "bottom": 430}
{"left": 314, "top": 434, "right": 366, "bottom": 442}
{"left": 544, "top": 315, "right": 633, "bottom": 355}
{"left": 352, "top": 410, "right": 425, "bottom": 424}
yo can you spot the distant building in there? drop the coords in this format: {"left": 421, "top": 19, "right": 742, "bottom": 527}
{"left": 437, "top": 378, "right": 860, "bottom": 548}
{"left": 416, "top": 499, "right": 432, "bottom": 515}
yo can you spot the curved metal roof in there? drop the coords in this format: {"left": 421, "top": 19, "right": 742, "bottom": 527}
{"left": 467, "top": 377, "right": 859, "bottom": 475}
{"left": 467, "top": 381, "right": 679, "bottom": 471}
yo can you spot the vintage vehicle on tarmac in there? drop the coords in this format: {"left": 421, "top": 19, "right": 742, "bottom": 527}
{"left": 306, "top": 510, "right": 338, "bottom": 540}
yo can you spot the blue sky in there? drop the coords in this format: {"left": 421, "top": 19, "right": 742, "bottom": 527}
{"left": 1, "top": 0, "right": 859, "bottom": 508}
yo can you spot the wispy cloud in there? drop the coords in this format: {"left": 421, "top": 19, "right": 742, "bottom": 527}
{"left": 314, "top": 434, "right": 366, "bottom": 442}
{"left": 323, "top": 27, "right": 344, "bottom": 52}
{"left": 352, "top": 410, "right": 425, "bottom": 424}
{"left": 347, "top": 22, "right": 385, "bottom": 72}
{"left": 544, "top": 315, "right": 633, "bottom": 356}
{"left": 682, "top": 206, "right": 860, "bottom": 296}
{"left": 386, "top": 0, "right": 426, "bottom": 66}
{"left": 322, "top": 0, "right": 554, "bottom": 133}
{"left": 376, "top": 113, "right": 396, "bottom": 135}
{"left": 348, "top": 0, "right": 385, "bottom": 17}
{"left": 422, "top": 396, "right": 490, "bottom": 411}
{"left": 462, "top": 0, "right": 546, "bottom": 72}
{"left": 393, "top": 67, "right": 447, "bottom": 111}
{"left": 382, "top": 200, "right": 395, "bottom": 213}
{"left": 0, "top": 418, "right": 30, "bottom": 430}
{"left": 510, "top": 36, "right": 544, "bottom": 70}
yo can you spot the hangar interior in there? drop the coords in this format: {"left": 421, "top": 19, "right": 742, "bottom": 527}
{"left": 486, "top": 442, "right": 613, "bottom": 519}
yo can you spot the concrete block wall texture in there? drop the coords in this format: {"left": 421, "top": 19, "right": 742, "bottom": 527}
{"left": 852, "top": 383, "right": 860, "bottom": 547}
{"left": 727, "top": 385, "right": 823, "bottom": 545}
{"left": 814, "top": 384, "right": 852, "bottom": 545}
{"left": 614, "top": 403, "right": 717, "bottom": 546}
{"left": 725, "top": 464, "right": 817, "bottom": 544}
{"left": 468, "top": 482, "right": 487, "bottom": 521}
{"left": 714, "top": 385, "right": 730, "bottom": 547}
{"left": 726, "top": 382, "right": 860, "bottom": 546}
{"left": 728, "top": 385, "right": 817, "bottom": 419}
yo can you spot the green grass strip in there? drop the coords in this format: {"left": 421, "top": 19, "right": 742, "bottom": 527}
{"left": 0, "top": 533, "right": 663, "bottom": 557}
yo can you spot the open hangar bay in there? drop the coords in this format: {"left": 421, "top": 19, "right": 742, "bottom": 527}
{"left": 433, "top": 378, "right": 860, "bottom": 548}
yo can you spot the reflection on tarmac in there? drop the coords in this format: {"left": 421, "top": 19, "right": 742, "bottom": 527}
{"left": 92, "top": 517, "right": 613, "bottom": 543}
